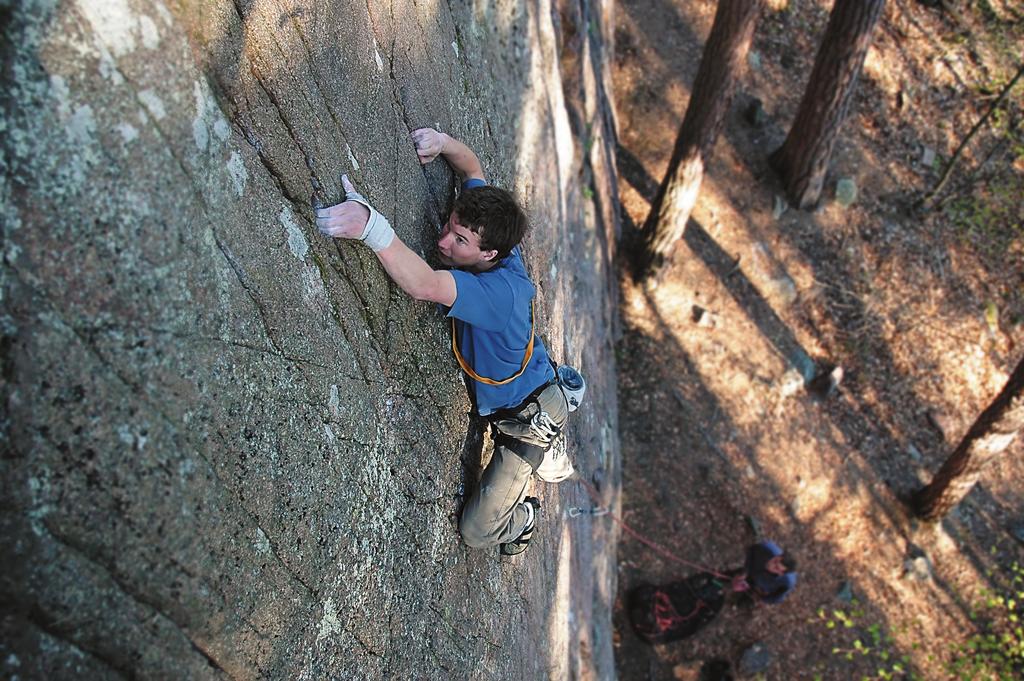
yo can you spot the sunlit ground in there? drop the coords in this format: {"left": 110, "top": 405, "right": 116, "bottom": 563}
{"left": 612, "top": 0, "right": 1024, "bottom": 678}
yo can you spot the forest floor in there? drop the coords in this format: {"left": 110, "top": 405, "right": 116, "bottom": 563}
{"left": 609, "top": 0, "right": 1024, "bottom": 679}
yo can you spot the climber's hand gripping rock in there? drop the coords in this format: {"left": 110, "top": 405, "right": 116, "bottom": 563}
{"left": 315, "top": 174, "right": 395, "bottom": 252}
{"left": 411, "top": 128, "right": 446, "bottom": 164}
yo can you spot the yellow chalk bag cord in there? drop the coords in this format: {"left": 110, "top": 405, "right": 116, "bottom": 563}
{"left": 451, "top": 300, "right": 535, "bottom": 386}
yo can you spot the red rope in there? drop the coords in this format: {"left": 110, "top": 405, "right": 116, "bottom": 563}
{"left": 576, "top": 476, "right": 731, "bottom": 580}
{"left": 653, "top": 589, "right": 705, "bottom": 631}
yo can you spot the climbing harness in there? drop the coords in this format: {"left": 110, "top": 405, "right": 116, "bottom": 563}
{"left": 451, "top": 301, "right": 535, "bottom": 386}
{"left": 451, "top": 298, "right": 587, "bottom": 414}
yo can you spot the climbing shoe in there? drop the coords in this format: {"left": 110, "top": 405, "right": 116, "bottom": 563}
{"left": 500, "top": 497, "right": 540, "bottom": 556}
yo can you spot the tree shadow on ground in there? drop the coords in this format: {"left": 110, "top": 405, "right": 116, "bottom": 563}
{"left": 616, "top": 114, "right": 1019, "bottom": 681}
{"left": 614, "top": 0, "right": 1024, "bottom": 675}
{"left": 612, "top": 272, "right": 929, "bottom": 679}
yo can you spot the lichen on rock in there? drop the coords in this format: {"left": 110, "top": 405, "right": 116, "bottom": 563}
{"left": 0, "top": 0, "right": 622, "bottom": 678}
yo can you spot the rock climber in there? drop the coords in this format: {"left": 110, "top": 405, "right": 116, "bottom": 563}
{"left": 314, "top": 128, "right": 582, "bottom": 556}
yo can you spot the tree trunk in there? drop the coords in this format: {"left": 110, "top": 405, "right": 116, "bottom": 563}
{"left": 635, "top": 0, "right": 762, "bottom": 276}
{"left": 913, "top": 357, "right": 1024, "bottom": 521}
{"left": 770, "top": 0, "right": 885, "bottom": 209}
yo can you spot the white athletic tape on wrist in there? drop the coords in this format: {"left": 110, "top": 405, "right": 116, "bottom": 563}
{"left": 345, "top": 190, "right": 395, "bottom": 252}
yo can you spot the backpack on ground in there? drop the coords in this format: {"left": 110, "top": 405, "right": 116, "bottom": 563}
{"left": 627, "top": 572, "right": 726, "bottom": 644}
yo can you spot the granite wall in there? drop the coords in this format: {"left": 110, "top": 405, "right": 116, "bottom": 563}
{"left": 1, "top": 0, "right": 621, "bottom": 678}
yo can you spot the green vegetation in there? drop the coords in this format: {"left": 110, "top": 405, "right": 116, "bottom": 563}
{"left": 812, "top": 602, "right": 921, "bottom": 681}
{"left": 943, "top": 101, "right": 1023, "bottom": 250}
{"left": 810, "top": 563, "right": 1024, "bottom": 680}
{"left": 946, "top": 562, "right": 1024, "bottom": 681}
{"left": 940, "top": 61, "right": 1023, "bottom": 261}
{"left": 945, "top": 181, "right": 1022, "bottom": 257}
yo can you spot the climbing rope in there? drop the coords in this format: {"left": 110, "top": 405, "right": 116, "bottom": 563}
{"left": 652, "top": 589, "right": 706, "bottom": 631}
{"left": 575, "top": 475, "right": 731, "bottom": 581}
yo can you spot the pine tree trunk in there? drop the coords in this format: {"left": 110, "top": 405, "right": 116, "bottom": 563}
{"left": 769, "top": 0, "right": 885, "bottom": 209}
{"left": 636, "top": 0, "right": 762, "bottom": 276}
{"left": 912, "top": 357, "right": 1024, "bottom": 521}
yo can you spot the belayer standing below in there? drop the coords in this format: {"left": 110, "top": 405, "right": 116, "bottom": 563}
{"left": 730, "top": 540, "right": 798, "bottom": 605}
{"left": 314, "top": 128, "right": 582, "bottom": 556}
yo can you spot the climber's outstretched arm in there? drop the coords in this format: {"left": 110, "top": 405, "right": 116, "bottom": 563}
{"left": 376, "top": 237, "right": 456, "bottom": 305}
{"left": 316, "top": 174, "right": 456, "bottom": 306}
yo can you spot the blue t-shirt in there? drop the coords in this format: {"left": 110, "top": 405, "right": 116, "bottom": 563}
{"left": 446, "top": 178, "right": 555, "bottom": 415}
{"left": 447, "top": 246, "right": 554, "bottom": 415}
{"left": 746, "top": 540, "right": 797, "bottom": 604}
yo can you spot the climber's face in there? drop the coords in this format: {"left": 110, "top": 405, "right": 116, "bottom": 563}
{"left": 437, "top": 212, "right": 498, "bottom": 271}
{"left": 766, "top": 556, "right": 787, "bottom": 575}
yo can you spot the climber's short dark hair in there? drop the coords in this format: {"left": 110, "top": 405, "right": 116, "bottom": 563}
{"left": 453, "top": 186, "right": 528, "bottom": 260}
{"left": 781, "top": 552, "right": 798, "bottom": 572}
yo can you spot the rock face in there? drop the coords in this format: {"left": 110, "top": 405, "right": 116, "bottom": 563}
{"left": 0, "top": 0, "right": 621, "bottom": 679}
